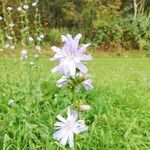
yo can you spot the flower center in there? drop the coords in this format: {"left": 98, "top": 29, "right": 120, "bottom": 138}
{"left": 66, "top": 123, "right": 71, "bottom": 130}
{"left": 67, "top": 52, "right": 74, "bottom": 60}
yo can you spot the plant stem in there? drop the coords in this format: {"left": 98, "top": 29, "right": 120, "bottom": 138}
{"left": 71, "top": 87, "right": 75, "bottom": 103}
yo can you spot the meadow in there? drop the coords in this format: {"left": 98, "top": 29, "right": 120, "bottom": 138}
{"left": 0, "top": 53, "right": 150, "bottom": 149}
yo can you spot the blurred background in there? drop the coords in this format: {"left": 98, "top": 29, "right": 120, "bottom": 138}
{"left": 0, "top": 0, "right": 150, "bottom": 52}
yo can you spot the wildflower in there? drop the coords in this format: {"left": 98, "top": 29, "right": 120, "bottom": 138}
{"left": 0, "top": 16, "right": 3, "bottom": 21}
{"left": 82, "top": 79, "right": 93, "bottom": 90}
{"left": 32, "top": 2, "right": 37, "bottom": 7}
{"left": 23, "top": 5, "right": 29, "bottom": 10}
{"left": 37, "top": 36, "right": 42, "bottom": 41}
{"left": 10, "top": 45, "right": 15, "bottom": 50}
{"left": 9, "top": 23, "right": 15, "bottom": 28}
{"left": 7, "top": 7, "right": 12, "bottom": 11}
{"left": 40, "top": 34, "right": 44, "bottom": 39}
{"left": 6, "top": 35, "right": 13, "bottom": 40}
{"left": 29, "top": 36, "right": 34, "bottom": 42}
{"left": 8, "top": 99, "right": 15, "bottom": 106}
{"left": 35, "top": 45, "right": 41, "bottom": 53}
{"left": 17, "top": 7, "right": 22, "bottom": 12}
{"left": 57, "top": 76, "right": 68, "bottom": 87}
{"left": 4, "top": 44, "right": 10, "bottom": 49}
{"left": 21, "top": 49, "right": 27, "bottom": 60}
{"left": 53, "top": 107, "right": 87, "bottom": 148}
{"left": 51, "top": 33, "right": 92, "bottom": 77}
{"left": 80, "top": 104, "right": 91, "bottom": 112}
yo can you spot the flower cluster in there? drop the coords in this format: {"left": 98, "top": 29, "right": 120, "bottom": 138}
{"left": 51, "top": 33, "right": 93, "bottom": 148}
{"left": 51, "top": 33, "right": 93, "bottom": 91}
{"left": 17, "top": 1, "right": 44, "bottom": 59}
{"left": 0, "top": 0, "right": 44, "bottom": 59}
{"left": 3, "top": 6, "right": 16, "bottom": 50}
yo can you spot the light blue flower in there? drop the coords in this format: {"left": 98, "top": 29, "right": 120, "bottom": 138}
{"left": 51, "top": 33, "right": 92, "bottom": 77}
{"left": 82, "top": 79, "right": 93, "bottom": 90}
{"left": 56, "top": 76, "right": 68, "bottom": 87}
{"left": 53, "top": 107, "right": 87, "bottom": 148}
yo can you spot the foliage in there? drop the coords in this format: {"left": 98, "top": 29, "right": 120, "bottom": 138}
{"left": 0, "top": 0, "right": 150, "bottom": 50}
{"left": 93, "top": 9, "right": 150, "bottom": 50}
{"left": 45, "top": 28, "right": 68, "bottom": 45}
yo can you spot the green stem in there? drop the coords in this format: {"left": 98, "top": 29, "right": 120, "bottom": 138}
{"left": 72, "top": 87, "right": 75, "bottom": 103}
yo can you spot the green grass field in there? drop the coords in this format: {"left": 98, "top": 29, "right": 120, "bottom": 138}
{"left": 0, "top": 55, "right": 150, "bottom": 149}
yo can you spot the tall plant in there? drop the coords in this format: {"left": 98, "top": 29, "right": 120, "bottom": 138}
{"left": 51, "top": 33, "right": 93, "bottom": 148}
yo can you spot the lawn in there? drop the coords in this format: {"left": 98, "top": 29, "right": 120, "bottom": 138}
{"left": 0, "top": 55, "right": 150, "bottom": 149}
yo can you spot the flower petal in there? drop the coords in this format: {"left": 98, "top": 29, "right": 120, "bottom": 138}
{"left": 73, "top": 33, "right": 82, "bottom": 50}
{"left": 51, "top": 64, "right": 64, "bottom": 74}
{"left": 61, "top": 35, "right": 68, "bottom": 43}
{"left": 82, "top": 79, "right": 93, "bottom": 90}
{"left": 51, "top": 53, "right": 65, "bottom": 61}
{"left": 53, "top": 128, "right": 64, "bottom": 141}
{"left": 76, "top": 63, "right": 88, "bottom": 73}
{"left": 69, "top": 61, "right": 76, "bottom": 77}
{"left": 71, "top": 111, "right": 78, "bottom": 121}
{"left": 57, "top": 115, "right": 67, "bottom": 123}
{"left": 76, "top": 120, "right": 88, "bottom": 133}
{"left": 68, "top": 131, "right": 74, "bottom": 148}
{"left": 79, "top": 43, "right": 91, "bottom": 53}
{"left": 57, "top": 76, "right": 68, "bottom": 87}
{"left": 67, "top": 107, "right": 71, "bottom": 118}
{"left": 75, "top": 33, "right": 82, "bottom": 40}
{"left": 51, "top": 46, "right": 61, "bottom": 53}
{"left": 60, "top": 132, "right": 68, "bottom": 146}
{"left": 54, "top": 122, "right": 66, "bottom": 127}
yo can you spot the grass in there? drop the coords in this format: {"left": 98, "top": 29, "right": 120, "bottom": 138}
{"left": 0, "top": 54, "right": 150, "bottom": 150}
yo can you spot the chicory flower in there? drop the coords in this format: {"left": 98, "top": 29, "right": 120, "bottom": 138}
{"left": 53, "top": 107, "right": 87, "bottom": 148}
{"left": 51, "top": 33, "right": 92, "bottom": 77}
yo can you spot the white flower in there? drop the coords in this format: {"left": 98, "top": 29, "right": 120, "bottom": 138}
{"left": 32, "top": 2, "right": 37, "bottom": 7}
{"left": 0, "top": 16, "right": 3, "bottom": 21}
{"left": 9, "top": 23, "right": 15, "bottom": 28}
{"left": 35, "top": 45, "right": 41, "bottom": 53}
{"left": 29, "top": 36, "right": 34, "bottom": 42}
{"left": 17, "top": 7, "right": 22, "bottom": 12}
{"left": 7, "top": 7, "right": 12, "bottom": 11}
{"left": 4, "top": 44, "right": 10, "bottom": 49}
{"left": 80, "top": 104, "right": 91, "bottom": 112}
{"left": 23, "top": 5, "right": 29, "bottom": 10}
{"left": 6, "top": 35, "right": 13, "bottom": 40}
{"left": 37, "top": 36, "right": 42, "bottom": 41}
{"left": 40, "top": 34, "right": 44, "bottom": 39}
{"left": 8, "top": 99, "right": 15, "bottom": 106}
{"left": 10, "top": 45, "right": 15, "bottom": 49}
{"left": 21, "top": 49, "right": 27, "bottom": 60}
{"left": 53, "top": 107, "right": 87, "bottom": 148}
